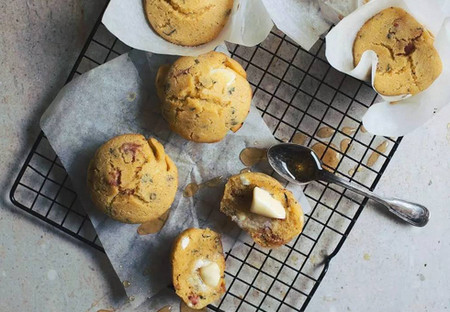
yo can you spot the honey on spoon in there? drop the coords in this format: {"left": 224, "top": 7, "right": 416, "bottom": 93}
{"left": 267, "top": 143, "right": 429, "bottom": 227}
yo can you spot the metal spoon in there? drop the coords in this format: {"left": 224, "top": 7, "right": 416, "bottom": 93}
{"left": 267, "top": 143, "right": 430, "bottom": 227}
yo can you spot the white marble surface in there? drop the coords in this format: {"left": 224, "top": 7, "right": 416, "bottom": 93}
{"left": 0, "top": 1, "right": 126, "bottom": 311}
{"left": 1, "top": 2, "right": 449, "bottom": 311}
{"left": 307, "top": 105, "right": 450, "bottom": 312}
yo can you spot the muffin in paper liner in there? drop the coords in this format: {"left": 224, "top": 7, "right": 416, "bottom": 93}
{"left": 325, "top": 0, "right": 450, "bottom": 136}
{"left": 102, "top": 0, "right": 274, "bottom": 56}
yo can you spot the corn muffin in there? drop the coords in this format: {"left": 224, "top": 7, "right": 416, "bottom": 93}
{"left": 220, "top": 172, "right": 304, "bottom": 248}
{"left": 156, "top": 51, "right": 252, "bottom": 143}
{"left": 172, "top": 228, "right": 226, "bottom": 309}
{"left": 87, "top": 134, "right": 178, "bottom": 224}
{"left": 353, "top": 7, "right": 442, "bottom": 96}
{"left": 144, "top": 0, "right": 234, "bottom": 46}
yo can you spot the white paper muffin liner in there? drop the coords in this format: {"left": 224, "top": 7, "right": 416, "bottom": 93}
{"left": 261, "top": 0, "right": 360, "bottom": 50}
{"left": 326, "top": 0, "right": 450, "bottom": 136}
{"left": 102, "top": 0, "right": 274, "bottom": 56}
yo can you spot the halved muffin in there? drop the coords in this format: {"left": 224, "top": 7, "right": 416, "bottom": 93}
{"left": 172, "top": 228, "right": 226, "bottom": 309}
{"left": 220, "top": 172, "right": 304, "bottom": 248}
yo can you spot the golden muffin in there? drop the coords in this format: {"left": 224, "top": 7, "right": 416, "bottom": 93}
{"left": 156, "top": 51, "right": 252, "bottom": 143}
{"left": 220, "top": 172, "right": 304, "bottom": 248}
{"left": 87, "top": 134, "right": 178, "bottom": 224}
{"left": 353, "top": 7, "right": 442, "bottom": 96}
{"left": 144, "top": 0, "right": 234, "bottom": 46}
{"left": 172, "top": 228, "right": 226, "bottom": 309}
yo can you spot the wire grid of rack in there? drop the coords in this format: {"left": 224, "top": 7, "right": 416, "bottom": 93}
{"left": 10, "top": 7, "right": 402, "bottom": 312}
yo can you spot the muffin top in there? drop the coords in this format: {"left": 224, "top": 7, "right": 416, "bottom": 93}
{"left": 172, "top": 228, "right": 226, "bottom": 309}
{"left": 144, "top": 0, "right": 234, "bottom": 46}
{"left": 87, "top": 134, "right": 178, "bottom": 224}
{"left": 220, "top": 172, "right": 304, "bottom": 248}
{"left": 353, "top": 7, "right": 442, "bottom": 96}
{"left": 156, "top": 51, "right": 252, "bottom": 143}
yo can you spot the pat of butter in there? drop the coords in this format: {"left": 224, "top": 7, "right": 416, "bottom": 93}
{"left": 250, "top": 187, "right": 286, "bottom": 219}
{"left": 181, "top": 236, "right": 190, "bottom": 250}
{"left": 210, "top": 68, "right": 236, "bottom": 87}
{"left": 199, "top": 262, "right": 221, "bottom": 288}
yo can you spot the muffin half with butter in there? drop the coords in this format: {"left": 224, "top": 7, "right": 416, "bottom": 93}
{"left": 172, "top": 228, "right": 226, "bottom": 309}
{"left": 87, "top": 134, "right": 178, "bottom": 224}
{"left": 156, "top": 51, "right": 252, "bottom": 143}
{"left": 353, "top": 7, "right": 442, "bottom": 96}
{"left": 220, "top": 172, "right": 304, "bottom": 248}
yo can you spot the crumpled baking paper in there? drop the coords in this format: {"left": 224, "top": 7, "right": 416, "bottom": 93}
{"left": 102, "top": 0, "right": 274, "bottom": 56}
{"left": 325, "top": 0, "right": 450, "bottom": 136}
{"left": 40, "top": 50, "right": 310, "bottom": 308}
{"left": 260, "top": 0, "right": 360, "bottom": 50}
{"left": 319, "top": 0, "right": 361, "bottom": 24}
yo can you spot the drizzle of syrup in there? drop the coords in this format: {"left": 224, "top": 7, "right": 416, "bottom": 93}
{"left": 342, "top": 126, "right": 356, "bottom": 136}
{"left": 291, "top": 132, "right": 308, "bottom": 145}
{"left": 122, "top": 280, "right": 131, "bottom": 288}
{"left": 367, "top": 140, "right": 389, "bottom": 167}
{"left": 157, "top": 305, "right": 172, "bottom": 312}
{"left": 340, "top": 138, "right": 351, "bottom": 152}
{"left": 127, "top": 92, "right": 137, "bottom": 102}
{"left": 311, "top": 143, "right": 341, "bottom": 170}
{"left": 348, "top": 166, "right": 361, "bottom": 176}
{"left": 183, "top": 183, "right": 200, "bottom": 197}
{"left": 203, "top": 176, "right": 224, "bottom": 187}
{"left": 239, "top": 147, "right": 267, "bottom": 166}
{"left": 180, "top": 301, "right": 206, "bottom": 312}
{"left": 316, "top": 126, "right": 335, "bottom": 138}
{"left": 240, "top": 168, "right": 251, "bottom": 174}
{"left": 183, "top": 176, "right": 224, "bottom": 198}
{"left": 137, "top": 210, "right": 170, "bottom": 235}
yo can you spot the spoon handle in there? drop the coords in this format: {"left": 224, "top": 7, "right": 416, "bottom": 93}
{"left": 319, "top": 170, "right": 429, "bottom": 227}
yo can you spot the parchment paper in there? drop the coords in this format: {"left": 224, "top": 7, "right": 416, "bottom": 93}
{"left": 102, "top": 0, "right": 274, "bottom": 56}
{"left": 260, "top": 0, "right": 360, "bottom": 50}
{"left": 325, "top": 0, "right": 450, "bottom": 136}
{"left": 40, "top": 50, "right": 311, "bottom": 308}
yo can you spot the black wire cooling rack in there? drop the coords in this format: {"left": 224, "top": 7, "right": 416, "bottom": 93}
{"left": 10, "top": 4, "right": 402, "bottom": 312}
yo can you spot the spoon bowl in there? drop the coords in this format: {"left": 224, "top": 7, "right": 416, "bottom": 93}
{"left": 267, "top": 143, "right": 323, "bottom": 184}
